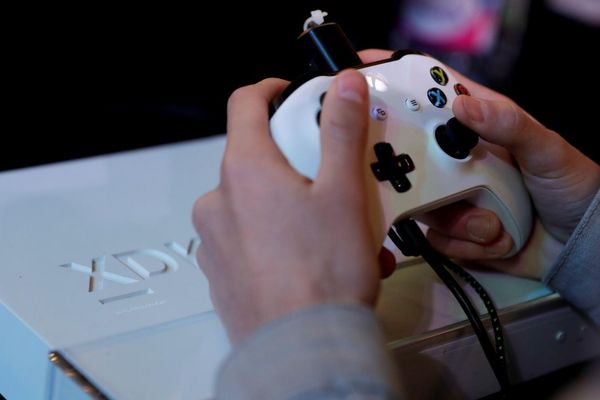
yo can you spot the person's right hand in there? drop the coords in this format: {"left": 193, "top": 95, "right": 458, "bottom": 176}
{"left": 429, "top": 93, "right": 600, "bottom": 277}
{"left": 362, "top": 49, "right": 600, "bottom": 278}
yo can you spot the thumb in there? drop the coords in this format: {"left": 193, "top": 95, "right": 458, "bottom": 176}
{"left": 315, "top": 69, "right": 369, "bottom": 194}
{"left": 453, "top": 95, "right": 568, "bottom": 176}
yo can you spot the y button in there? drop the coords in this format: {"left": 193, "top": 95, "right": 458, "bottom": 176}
{"left": 430, "top": 66, "right": 449, "bottom": 86}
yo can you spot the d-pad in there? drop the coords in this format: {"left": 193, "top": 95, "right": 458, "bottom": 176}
{"left": 370, "top": 142, "right": 415, "bottom": 193}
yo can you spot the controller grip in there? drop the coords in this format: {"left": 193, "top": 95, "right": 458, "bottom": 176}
{"left": 472, "top": 187, "right": 532, "bottom": 257}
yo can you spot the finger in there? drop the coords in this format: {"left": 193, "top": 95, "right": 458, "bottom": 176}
{"left": 379, "top": 247, "right": 397, "bottom": 279}
{"left": 358, "top": 49, "right": 393, "bottom": 63}
{"left": 453, "top": 95, "right": 568, "bottom": 173}
{"left": 417, "top": 202, "right": 503, "bottom": 245}
{"left": 225, "top": 78, "right": 289, "bottom": 160}
{"left": 427, "top": 229, "right": 514, "bottom": 260}
{"left": 314, "top": 69, "right": 369, "bottom": 193}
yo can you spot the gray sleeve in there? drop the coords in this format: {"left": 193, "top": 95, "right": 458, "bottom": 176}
{"left": 543, "top": 189, "right": 600, "bottom": 325}
{"left": 214, "top": 303, "right": 403, "bottom": 400}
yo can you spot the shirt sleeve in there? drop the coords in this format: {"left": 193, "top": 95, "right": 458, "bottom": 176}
{"left": 543, "top": 188, "right": 600, "bottom": 326}
{"left": 214, "top": 303, "right": 404, "bottom": 400}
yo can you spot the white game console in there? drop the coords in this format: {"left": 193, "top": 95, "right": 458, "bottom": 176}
{"left": 0, "top": 137, "right": 230, "bottom": 399}
{"left": 1, "top": 135, "right": 599, "bottom": 399}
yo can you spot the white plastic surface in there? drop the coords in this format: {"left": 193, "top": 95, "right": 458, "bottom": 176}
{"left": 0, "top": 136, "right": 227, "bottom": 399}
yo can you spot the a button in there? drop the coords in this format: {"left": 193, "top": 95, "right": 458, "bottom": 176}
{"left": 427, "top": 88, "right": 447, "bottom": 108}
{"left": 370, "top": 106, "right": 388, "bottom": 121}
{"left": 454, "top": 83, "right": 470, "bottom": 96}
{"left": 430, "top": 66, "right": 449, "bottom": 86}
{"left": 370, "top": 142, "right": 415, "bottom": 193}
{"left": 405, "top": 98, "right": 420, "bottom": 111}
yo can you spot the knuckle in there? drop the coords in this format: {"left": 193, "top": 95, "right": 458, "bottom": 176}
{"left": 258, "top": 77, "right": 286, "bottom": 87}
{"left": 505, "top": 102, "right": 529, "bottom": 135}
{"left": 227, "top": 85, "right": 252, "bottom": 111}
{"left": 192, "top": 190, "right": 221, "bottom": 230}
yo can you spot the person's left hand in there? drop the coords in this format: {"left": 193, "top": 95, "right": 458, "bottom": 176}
{"left": 193, "top": 70, "right": 385, "bottom": 344}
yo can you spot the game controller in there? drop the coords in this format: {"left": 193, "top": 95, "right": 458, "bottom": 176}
{"left": 270, "top": 12, "right": 533, "bottom": 257}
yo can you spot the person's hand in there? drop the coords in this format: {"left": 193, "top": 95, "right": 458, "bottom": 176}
{"left": 362, "top": 49, "right": 600, "bottom": 278}
{"left": 192, "top": 70, "right": 383, "bottom": 344}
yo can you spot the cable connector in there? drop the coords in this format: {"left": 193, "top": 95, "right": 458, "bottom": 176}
{"left": 388, "top": 221, "right": 423, "bottom": 257}
{"left": 297, "top": 10, "right": 362, "bottom": 73}
{"left": 303, "top": 10, "right": 329, "bottom": 31}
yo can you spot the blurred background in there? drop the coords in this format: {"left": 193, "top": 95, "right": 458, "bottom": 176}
{"left": 3, "top": 0, "right": 599, "bottom": 171}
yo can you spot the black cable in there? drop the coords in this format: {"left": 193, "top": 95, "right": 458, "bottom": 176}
{"left": 424, "top": 250, "right": 510, "bottom": 392}
{"left": 389, "top": 219, "right": 510, "bottom": 394}
{"left": 439, "top": 255, "right": 507, "bottom": 372}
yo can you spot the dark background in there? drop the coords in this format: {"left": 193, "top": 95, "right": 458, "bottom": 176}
{"left": 4, "top": 2, "right": 398, "bottom": 170}
{"left": 3, "top": 0, "right": 599, "bottom": 171}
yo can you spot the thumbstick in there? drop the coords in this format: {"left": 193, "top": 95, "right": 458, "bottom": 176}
{"left": 435, "top": 117, "right": 479, "bottom": 159}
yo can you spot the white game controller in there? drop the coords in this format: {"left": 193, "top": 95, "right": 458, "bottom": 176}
{"left": 270, "top": 19, "right": 533, "bottom": 257}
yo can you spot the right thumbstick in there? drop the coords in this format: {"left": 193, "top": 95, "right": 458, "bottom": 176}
{"left": 435, "top": 117, "right": 479, "bottom": 159}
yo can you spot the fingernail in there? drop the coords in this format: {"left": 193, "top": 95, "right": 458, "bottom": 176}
{"left": 467, "top": 215, "right": 491, "bottom": 243}
{"left": 463, "top": 96, "right": 484, "bottom": 123}
{"left": 336, "top": 72, "right": 366, "bottom": 103}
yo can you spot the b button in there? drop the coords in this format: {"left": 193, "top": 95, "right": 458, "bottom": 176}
{"left": 454, "top": 83, "right": 470, "bottom": 96}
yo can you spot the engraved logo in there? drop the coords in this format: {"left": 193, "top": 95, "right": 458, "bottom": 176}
{"left": 60, "top": 238, "right": 200, "bottom": 304}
